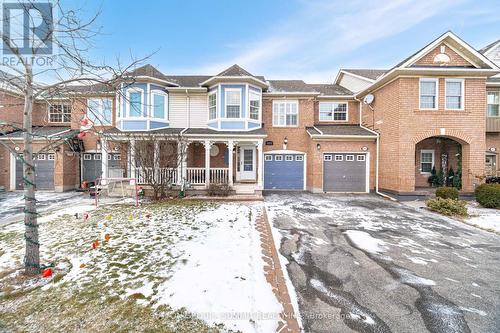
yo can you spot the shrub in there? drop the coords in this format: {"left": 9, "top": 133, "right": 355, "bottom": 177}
{"left": 475, "top": 183, "right": 500, "bottom": 208}
{"left": 208, "top": 183, "right": 230, "bottom": 197}
{"left": 426, "top": 198, "right": 468, "bottom": 217}
{"left": 435, "top": 187, "right": 459, "bottom": 200}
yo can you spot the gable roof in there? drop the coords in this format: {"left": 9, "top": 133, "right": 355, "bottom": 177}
{"left": 480, "top": 39, "right": 500, "bottom": 55}
{"left": 216, "top": 64, "right": 254, "bottom": 77}
{"left": 341, "top": 69, "right": 388, "bottom": 81}
{"left": 200, "top": 64, "right": 268, "bottom": 88}
{"left": 124, "top": 64, "right": 179, "bottom": 86}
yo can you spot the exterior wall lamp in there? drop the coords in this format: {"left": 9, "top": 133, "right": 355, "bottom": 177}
{"left": 96, "top": 140, "right": 101, "bottom": 151}
{"left": 283, "top": 137, "right": 288, "bottom": 150}
{"left": 316, "top": 143, "right": 321, "bottom": 151}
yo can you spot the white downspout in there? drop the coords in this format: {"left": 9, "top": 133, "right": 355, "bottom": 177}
{"left": 355, "top": 96, "right": 396, "bottom": 201}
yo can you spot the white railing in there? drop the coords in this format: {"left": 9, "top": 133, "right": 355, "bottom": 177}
{"left": 136, "top": 167, "right": 178, "bottom": 185}
{"left": 210, "top": 168, "right": 229, "bottom": 184}
{"left": 187, "top": 167, "right": 206, "bottom": 185}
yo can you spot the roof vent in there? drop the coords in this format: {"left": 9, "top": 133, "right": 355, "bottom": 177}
{"left": 433, "top": 45, "right": 451, "bottom": 66}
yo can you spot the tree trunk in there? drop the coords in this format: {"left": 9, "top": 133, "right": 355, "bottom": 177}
{"left": 23, "top": 65, "right": 40, "bottom": 275}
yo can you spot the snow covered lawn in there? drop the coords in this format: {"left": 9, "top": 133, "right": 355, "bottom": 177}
{"left": 463, "top": 202, "right": 500, "bottom": 234}
{"left": 0, "top": 199, "right": 282, "bottom": 332}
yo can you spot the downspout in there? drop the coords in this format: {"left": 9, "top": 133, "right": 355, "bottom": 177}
{"left": 354, "top": 96, "right": 396, "bottom": 201}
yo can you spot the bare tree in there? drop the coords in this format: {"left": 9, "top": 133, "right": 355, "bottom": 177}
{"left": 133, "top": 135, "right": 188, "bottom": 200}
{"left": 0, "top": 0, "right": 150, "bottom": 275}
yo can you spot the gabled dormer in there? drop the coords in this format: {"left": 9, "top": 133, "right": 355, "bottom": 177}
{"left": 201, "top": 65, "right": 268, "bottom": 131}
{"left": 116, "top": 65, "right": 178, "bottom": 131}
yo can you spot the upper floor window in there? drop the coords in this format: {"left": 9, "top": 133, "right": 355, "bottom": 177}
{"left": 487, "top": 92, "right": 499, "bottom": 117}
{"left": 152, "top": 91, "right": 167, "bottom": 119}
{"left": 208, "top": 92, "right": 217, "bottom": 120}
{"left": 445, "top": 79, "right": 464, "bottom": 110}
{"left": 49, "top": 103, "right": 71, "bottom": 123}
{"left": 319, "top": 102, "right": 348, "bottom": 121}
{"left": 128, "top": 89, "right": 143, "bottom": 117}
{"left": 225, "top": 89, "right": 241, "bottom": 118}
{"left": 419, "top": 78, "right": 438, "bottom": 109}
{"left": 273, "top": 100, "right": 298, "bottom": 127}
{"left": 87, "top": 98, "right": 112, "bottom": 125}
{"left": 249, "top": 91, "right": 260, "bottom": 120}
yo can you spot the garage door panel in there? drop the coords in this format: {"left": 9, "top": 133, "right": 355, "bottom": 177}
{"left": 264, "top": 154, "right": 304, "bottom": 190}
{"left": 323, "top": 153, "right": 367, "bottom": 192}
{"left": 15, "top": 154, "right": 54, "bottom": 190}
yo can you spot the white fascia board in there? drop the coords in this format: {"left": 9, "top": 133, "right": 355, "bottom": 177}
{"left": 310, "top": 134, "right": 377, "bottom": 140}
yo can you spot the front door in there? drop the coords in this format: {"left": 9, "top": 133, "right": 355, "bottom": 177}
{"left": 486, "top": 154, "right": 497, "bottom": 175}
{"left": 240, "top": 146, "right": 256, "bottom": 181}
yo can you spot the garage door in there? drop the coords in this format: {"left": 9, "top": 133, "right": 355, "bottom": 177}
{"left": 323, "top": 153, "right": 367, "bottom": 192}
{"left": 264, "top": 153, "right": 304, "bottom": 190}
{"left": 15, "top": 153, "right": 55, "bottom": 190}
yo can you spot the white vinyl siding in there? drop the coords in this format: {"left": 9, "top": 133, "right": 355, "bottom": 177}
{"left": 419, "top": 78, "right": 438, "bottom": 109}
{"left": 488, "top": 92, "right": 499, "bottom": 117}
{"left": 319, "top": 102, "right": 348, "bottom": 121}
{"left": 445, "top": 79, "right": 464, "bottom": 110}
{"left": 273, "top": 100, "right": 298, "bottom": 127}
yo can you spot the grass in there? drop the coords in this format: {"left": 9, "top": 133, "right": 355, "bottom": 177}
{"left": 0, "top": 199, "right": 237, "bottom": 332}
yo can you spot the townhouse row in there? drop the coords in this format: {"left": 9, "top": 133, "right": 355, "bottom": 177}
{"left": 1, "top": 31, "right": 500, "bottom": 198}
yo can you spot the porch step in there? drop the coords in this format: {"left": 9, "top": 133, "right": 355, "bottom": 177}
{"left": 233, "top": 183, "right": 258, "bottom": 195}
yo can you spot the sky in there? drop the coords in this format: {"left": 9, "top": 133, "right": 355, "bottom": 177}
{"left": 70, "top": 0, "right": 500, "bottom": 83}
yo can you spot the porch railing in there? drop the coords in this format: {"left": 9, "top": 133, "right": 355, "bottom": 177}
{"left": 136, "top": 167, "right": 178, "bottom": 185}
{"left": 186, "top": 167, "right": 206, "bottom": 185}
{"left": 210, "top": 168, "right": 229, "bottom": 184}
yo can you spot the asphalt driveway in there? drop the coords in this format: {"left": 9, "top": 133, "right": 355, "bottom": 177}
{"left": 265, "top": 193, "right": 500, "bottom": 333}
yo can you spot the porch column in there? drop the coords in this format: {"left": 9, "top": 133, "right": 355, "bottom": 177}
{"left": 204, "top": 140, "right": 212, "bottom": 189}
{"left": 257, "top": 140, "right": 263, "bottom": 188}
{"left": 129, "top": 138, "right": 136, "bottom": 185}
{"left": 177, "top": 141, "right": 188, "bottom": 186}
{"left": 101, "top": 138, "right": 109, "bottom": 184}
{"left": 228, "top": 140, "right": 234, "bottom": 186}
{"left": 154, "top": 139, "right": 160, "bottom": 183}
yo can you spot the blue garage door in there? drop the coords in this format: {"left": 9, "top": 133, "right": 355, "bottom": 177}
{"left": 264, "top": 153, "right": 304, "bottom": 190}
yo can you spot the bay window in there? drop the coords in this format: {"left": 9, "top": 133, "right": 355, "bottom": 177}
{"left": 273, "top": 100, "right": 298, "bottom": 127}
{"left": 419, "top": 78, "right": 438, "bottom": 109}
{"left": 225, "top": 89, "right": 241, "bottom": 118}
{"left": 319, "top": 102, "right": 347, "bottom": 121}
{"left": 128, "top": 89, "right": 143, "bottom": 117}
{"left": 249, "top": 91, "right": 260, "bottom": 120}
{"left": 488, "top": 92, "right": 499, "bottom": 117}
{"left": 152, "top": 91, "right": 167, "bottom": 119}
{"left": 445, "top": 79, "right": 464, "bottom": 110}
{"left": 87, "top": 98, "right": 112, "bottom": 125}
{"left": 208, "top": 92, "right": 217, "bottom": 120}
{"left": 49, "top": 103, "right": 71, "bottom": 123}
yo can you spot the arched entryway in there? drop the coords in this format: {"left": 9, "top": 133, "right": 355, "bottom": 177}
{"left": 415, "top": 136, "right": 463, "bottom": 190}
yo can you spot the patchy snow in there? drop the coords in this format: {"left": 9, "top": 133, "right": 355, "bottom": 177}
{"left": 463, "top": 202, "right": 500, "bottom": 233}
{"left": 344, "top": 230, "right": 387, "bottom": 254}
{"left": 393, "top": 267, "right": 436, "bottom": 286}
{"left": 156, "top": 204, "right": 282, "bottom": 333}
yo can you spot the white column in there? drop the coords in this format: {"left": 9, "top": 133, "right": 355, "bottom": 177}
{"left": 154, "top": 140, "right": 160, "bottom": 183}
{"left": 257, "top": 140, "right": 263, "bottom": 188}
{"left": 101, "top": 138, "right": 109, "bottom": 184}
{"left": 129, "top": 139, "right": 136, "bottom": 184}
{"left": 228, "top": 140, "right": 234, "bottom": 186}
{"left": 204, "top": 140, "right": 211, "bottom": 188}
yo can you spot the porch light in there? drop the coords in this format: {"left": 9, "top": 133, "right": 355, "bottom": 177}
{"left": 316, "top": 143, "right": 321, "bottom": 151}
{"left": 96, "top": 140, "right": 101, "bottom": 151}
{"left": 284, "top": 137, "right": 288, "bottom": 145}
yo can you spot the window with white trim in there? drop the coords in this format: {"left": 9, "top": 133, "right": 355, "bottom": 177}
{"left": 249, "top": 91, "right": 260, "bottom": 120}
{"left": 88, "top": 98, "right": 112, "bottom": 125}
{"left": 128, "top": 90, "right": 143, "bottom": 117}
{"left": 37, "top": 154, "right": 46, "bottom": 160}
{"left": 487, "top": 92, "right": 499, "bottom": 117}
{"left": 152, "top": 91, "right": 167, "bottom": 119}
{"left": 319, "top": 102, "right": 348, "bottom": 121}
{"left": 83, "top": 153, "right": 92, "bottom": 160}
{"left": 113, "top": 154, "right": 121, "bottom": 160}
{"left": 324, "top": 154, "right": 332, "bottom": 161}
{"left": 419, "top": 78, "right": 438, "bottom": 109}
{"left": 94, "top": 154, "right": 101, "bottom": 160}
{"left": 273, "top": 100, "right": 298, "bottom": 127}
{"left": 335, "top": 155, "right": 343, "bottom": 161}
{"left": 445, "top": 79, "right": 464, "bottom": 110}
{"left": 225, "top": 89, "right": 241, "bottom": 118}
{"left": 295, "top": 155, "right": 303, "bottom": 161}
{"left": 275, "top": 155, "right": 283, "bottom": 161}
{"left": 47, "top": 153, "right": 55, "bottom": 160}
{"left": 264, "top": 155, "right": 272, "bottom": 161}
{"left": 285, "top": 155, "right": 293, "bottom": 161}
{"left": 49, "top": 103, "right": 72, "bottom": 123}
{"left": 420, "top": 150, "right": 434, "bottom": 173}
{"left": 357, "top": 155, "right": 365, "bottom": 161}
{"left": 346, "top": 155, "right": 354, "bottom": 161}
{"left": 208, "top": 92, "right": 217, "bottom": 120}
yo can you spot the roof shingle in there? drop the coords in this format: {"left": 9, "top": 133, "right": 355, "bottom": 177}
{"left": 306, "top": 125, "right": 377, "bottom": 137}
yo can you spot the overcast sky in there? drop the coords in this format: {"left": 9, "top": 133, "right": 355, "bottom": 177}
{"left": 76, "top": 0, "right": 500, "bottom": 83}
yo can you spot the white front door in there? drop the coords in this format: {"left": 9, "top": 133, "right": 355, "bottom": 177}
{"left": 240, "top": 146, "right": 256, "bottom": 180}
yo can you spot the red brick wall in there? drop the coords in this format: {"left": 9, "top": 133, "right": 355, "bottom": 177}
{"left": 414, "top": 44, "right": 473, "bottom": 67}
